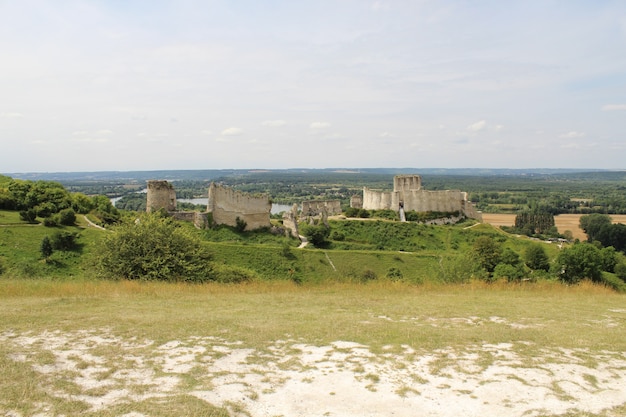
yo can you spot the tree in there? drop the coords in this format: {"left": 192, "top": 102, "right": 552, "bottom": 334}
{"left": 524, "top": 244, "right": 550, "bottom": 271}
{"left": 579, "top": 213, "right": 612, "bottom": 242}
{"left": 472, "top": 236, "right": 502, "bottom": 274}
{"left": 95, "top": 213, "right": 213, "bottom": 282}
{"left": 514, "top": 210, "right": 555, "bottom": 235}
{"left": 555, "top": 243, "right": 603, "bottom": 284}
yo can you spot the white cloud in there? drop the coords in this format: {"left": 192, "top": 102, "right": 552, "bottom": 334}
{"left": 200, "top": 130, "right": 212, "bottom": 135}
{"left": 309, "top": 122, "right": 331, "bottom": 129}
{"left": 467, "top": 120, "right": 487, "bottom": 132}
{"left": 0, "top": 112, "right": 24, "bottom": 118}
{"left": 601, "top": 104, "right": 626, "bottom": 111}
{"left": 559, "top": 131, "right": 585, "bottom": 139}
{"left": 221, "top": 127, "right": 243, "bottom": 136}
{"left": 262, "top": 120, "right": 287, "bottom": 127}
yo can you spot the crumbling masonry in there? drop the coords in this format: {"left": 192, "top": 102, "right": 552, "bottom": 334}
{"left": 145, "top": 180, "right": 271, "bottom": 231}
{"left": 361, "top": 175, "right": 482, "bottom": 221}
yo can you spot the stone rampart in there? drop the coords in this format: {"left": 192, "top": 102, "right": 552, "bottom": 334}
{"left": 363, "top": 175, "right": 481, "bottom": 221}
{"left": 281, "top": 204, "right": 300, "bottom": 238}
{"left": 350, "top": 195, "right": 363, "bottom": 209}
{"left": 302, "top": 200, "right": 342, "bottom": 216}
{"left": 207, "top": 182, "right": 271, "bottom": 230}
{"left": 394, "top": 175, "right": 422, "bottom": 192}
{"left": 146, "top": 180, "right": 176, "bottom": 213}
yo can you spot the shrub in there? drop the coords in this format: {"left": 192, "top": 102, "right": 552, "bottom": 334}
{"left": 555, "top": 243, "right": 603, "bottom": 284}
{"left": 94, "top": 213, "right": 213, "bottom": 282}
{"left": 493, "top": 263, "right": 526, "bottom": 282}
{"left": 40, "top": 236, "right": 53, "bottom": 260}
{"left": 211, "top": 263, "right": 257, "bottom": 283}
{"left": 57, "top": 208, "right": 76, "bottom": 226}
{"left": 615, "top": 262, "right": 626, "bottom": 282}
{"left": 361, "top": 269, "right": 377, "bottom": 282}
{"left": 42, "top": 217, "right": 58, "bottom": 227}
{"left": 235, "top": 216, "right": 247, "bottom": 232}
{"left": 19, "top": 209, "right": 37, "bottom": 223}
{"left": 524, "top": 243, "right": 550, "bottom": 271}
{"left": 50, "top": 231, "right": 79, "bottom": 251}
{"left": 386, "top": 267, "right": 403, "bottom": 280}
{"left": 301, "top": 223, "right": 330, "bottom": 248}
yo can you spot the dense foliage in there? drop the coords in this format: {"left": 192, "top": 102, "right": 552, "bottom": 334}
{"left": 95, "top": 213, "right": 214, "bottom": 282}
{"left": 0, "top": 176, "right": 120, "bottom": 225}
{"left": 580, "top": 214, "right": 626, "bottom": 252}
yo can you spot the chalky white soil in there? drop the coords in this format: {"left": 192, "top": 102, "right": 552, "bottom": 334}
{"left": 2, "top": 322, "right": 626, "bottom": 417}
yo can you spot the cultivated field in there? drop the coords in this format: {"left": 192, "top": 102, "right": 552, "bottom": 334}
{"left": 482, "top": 213, "right": 626, "bottom": 241}
{"left": 1, "top": 280, "right": 625, "bottom": 417}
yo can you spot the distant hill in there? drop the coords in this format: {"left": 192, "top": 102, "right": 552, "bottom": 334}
{"left": 3, "top": 168, "right": 614, "bottom": 182}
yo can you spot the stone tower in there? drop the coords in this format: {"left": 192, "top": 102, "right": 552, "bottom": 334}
{"left": 393, "top": 175, "right": 422, "bottom": 192}
{"left": 146, "top": 180, "right": 176, "bottom": 213}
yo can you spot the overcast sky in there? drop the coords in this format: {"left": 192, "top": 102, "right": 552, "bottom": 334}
{"left": 1, "top": 1, "right": 625, "bottom": 173}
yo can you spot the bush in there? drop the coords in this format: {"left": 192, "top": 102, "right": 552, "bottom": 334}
{"left": 524, "top": 243, "right": 550, "bottom": 271}
{"left": 57, "top": 208, "right": 76, "bottom": 226}
{"left": 344, "top": 207, "right": 359, "bottom": 217}
{"left": 361, "top": 269, "right": 377, "bottom": 282}
{"left": 555, "top": 243, "right": 603, "bottom": 284}
{"left": 615, "top": 262, "right": 626, "bottom": 282}
{"left": 235, "top": 216, "right": 247, "bottom": 232}
{"left": 40, "top": 236, "right": 53, "bottom": 260}
{"left": 50, "top": 231, "right": 79, "bottom": 250}
{"left": 42, "top": 217, "right": 58, "bottom": 227}
{"left": 94, "top": 213, "right": 213, "bottom": 282}
{"left": 386, "top": 267, "right": 403, "bottom": 280}
{"left": 493, "top": 263, "right": 526, "bottom": 282}
{"left": 301, "top": 223, "right": 330, "bottom": 248}
{"left": 211, "top": 263, "right": 257, "bottom": 283}
{"left": 19, "top": 209, "right": 37, "bottom": 223}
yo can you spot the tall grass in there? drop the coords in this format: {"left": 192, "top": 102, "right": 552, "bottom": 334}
{"left": 1, "top": 278, "right": 623, "bottom": 352}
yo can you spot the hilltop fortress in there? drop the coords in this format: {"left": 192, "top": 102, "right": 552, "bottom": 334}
{"left": 146, "top": 180, "right": 271, "bottom": 230}
{"left": 145, "top": 174, "right": 481, "bottom": 231}
{"left": 361, "top": 175, "right": 482, "bottom": 221}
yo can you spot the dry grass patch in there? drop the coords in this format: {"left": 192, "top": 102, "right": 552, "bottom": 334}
{"left": 1, "top": 279, "right": 625, "bottom": 416}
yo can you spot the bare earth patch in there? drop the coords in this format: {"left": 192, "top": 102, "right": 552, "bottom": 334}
{"left": 481, "top": 213, "right": 626, "bottom": 241}
{"left": 2, "top": 327, "right": 626, "bottom": 417}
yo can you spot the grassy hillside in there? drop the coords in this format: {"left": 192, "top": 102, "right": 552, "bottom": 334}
{"left": 1, "top": 209, "right": 566, "bottom": 286}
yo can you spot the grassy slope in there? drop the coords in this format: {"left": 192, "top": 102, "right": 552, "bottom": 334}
{"left": 0, "top": 209, "right": 567, "bottom": 284}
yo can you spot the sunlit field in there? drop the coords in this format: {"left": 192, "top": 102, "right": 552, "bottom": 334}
{"left": 1, "top": 279, "right": 625, "bottom": 417}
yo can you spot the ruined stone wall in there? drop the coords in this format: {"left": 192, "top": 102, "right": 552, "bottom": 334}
{"left": 363, "top": 188, "right": 394, "bottom": 210}
{"left": 207, "top": 182, "right": 271, "bottom": 230}
{"left": 401, "top": 190, "right": 467, "bottom": 213}
{"left": 393, "top": 175, "right": 422, "bottom": 192}
{"left": 146, "top": 180, "right": 176, "bottom": 213}
{"left": 363, "top": 175, "right": 481, "bottom": 220}
{"left": 170, "top": 211, "right": 209, "bottom": 229}
{"left": 350, "top": 195, "right": 363, "bottom": 209}
{"left": 301, "top": 200, "right": 342, "bottom": 216}
{"left": 281, "top": 204, "right": 300, "bottom": 238}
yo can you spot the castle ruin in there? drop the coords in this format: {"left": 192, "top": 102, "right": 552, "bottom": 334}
{"left": 301, "top": 200, "right": 342, "bottom": 217}
{"left": 207, "top": 182, "right": 271, "bottom": 230}
{"left": 146, "top": 180, "right": 176, "bottom": 213}
{"left": 145, "top": 180, "right": 271, "bottom": 231}
{"left": 361, "top": 175, "right": 482, "bottom": 221}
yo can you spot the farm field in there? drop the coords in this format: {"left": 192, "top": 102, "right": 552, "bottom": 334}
{"left": 1, "top": 280, "right": 625, "bottom": 417}
{"left": 482, "top": 213, "right": 626, "bottom": 241}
